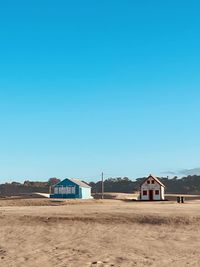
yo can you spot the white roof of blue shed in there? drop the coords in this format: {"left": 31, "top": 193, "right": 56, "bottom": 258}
{"left": 68, "top": 178, "right": 91, "bottom": 188}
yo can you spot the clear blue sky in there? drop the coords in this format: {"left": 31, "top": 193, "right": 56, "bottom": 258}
{"left": 0, "top": 1, "right": 200, "bottom": 182}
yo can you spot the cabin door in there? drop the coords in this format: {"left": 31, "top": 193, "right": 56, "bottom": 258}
{"left": 149, "top": 190, "right": 153, "bottom": 201}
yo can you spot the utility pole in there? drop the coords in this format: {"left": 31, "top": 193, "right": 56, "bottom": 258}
{"left": 101, "top": 172, "right": 104, "bottom": 199}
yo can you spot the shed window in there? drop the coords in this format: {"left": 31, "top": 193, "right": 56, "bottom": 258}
{"left": 143, "top": 190, "right": 147, "bottom": 196}
{"left": 62, "top": 187, "right": 66, "bottom": 194}
{"left": 67, "top": 187, "right": 72, "bottom": 194}
{"left": 147, "top": 180, "right": 150, "bottom": 184}
{"left": 65, "top": 186, "right": 76, "bottom": 194}
{"left": 71, "top": 187, "right": 76, "bottom": 194}
{"left": 152, "top": 180, "right": 155, "bottom": 184}
{"left": 58, "top": 187, "right": 63, "bottom": 194}
{"left": 155, "top": 190, "right": 159, "bottom": 195}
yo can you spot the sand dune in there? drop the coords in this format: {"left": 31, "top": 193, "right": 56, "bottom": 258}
{"left": 0, "top": 199, "right": 200, "bottom": 266}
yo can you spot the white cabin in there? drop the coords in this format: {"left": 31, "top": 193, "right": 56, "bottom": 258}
{"left": 140, "top": 175, "right": 165, "bottom": 201}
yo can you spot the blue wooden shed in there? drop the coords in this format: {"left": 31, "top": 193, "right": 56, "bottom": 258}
{"left": 50, "top": 178, "right": 92, "bottom": 199}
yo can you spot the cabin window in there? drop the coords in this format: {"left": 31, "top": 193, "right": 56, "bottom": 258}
{"left": 58, "top": 187, "right": 63, "bottom": 194}
{"left": 155, "top": 190, "right": 159, "bottom": 195}
{"left": 64, "top": 186, "right": 76, "bottom": 194}
{"left": 152, "top": 180, "right": 155, "bottom": 184}
{"left": 62, "top": 187, "right": 66, "bottom": 194}
{"left": 71, "top": 187, "right": 76, "bottom": 194}
{"left": 67, "top": 187, "right": 72, "bottom": 194}
{"left": 143, "top": 190, "right": 147, "bottom": 196}
{"left": 147, "top": 180, "right": 150, "bottom": 184}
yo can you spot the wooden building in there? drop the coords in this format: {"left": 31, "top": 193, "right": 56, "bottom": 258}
{"left": 50, "top": 178, "right": 92, "bottom": 199}
{"left": 140, "top": 175, "right": 165, "bottom": 201}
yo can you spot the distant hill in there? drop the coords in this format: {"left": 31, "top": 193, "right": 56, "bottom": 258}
{"left": 0, "top": 178, "right": 60, "bottom": 197}
{"left": 90, "top": 175, "right": 200, "bottom": 195}
{"left": 0, "top": 175, "right": 200, "bottom": 197}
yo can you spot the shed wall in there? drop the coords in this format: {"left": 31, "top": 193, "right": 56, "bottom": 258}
{"left": 50, "top": 179, "right": 80, "bottom": 198}
{"left": 80, "top": 187, "right": 92, "bottom": 199}
{"left": 50, "top": 178, "right": 92, "bottom": 199}
{"left": 140, "top": 177, "right": 165, "bottom": 201}
{"left": 161, "top": 186, "right": 165, "bottom": 200}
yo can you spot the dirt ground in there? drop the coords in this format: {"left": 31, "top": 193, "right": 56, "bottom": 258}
{"left": 0, "top": 198, "right": 200, "bottom": 267}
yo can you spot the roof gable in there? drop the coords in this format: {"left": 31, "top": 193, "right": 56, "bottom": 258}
{"left": 54, "top": 178, "right": 90, "bottom": 188}
{"left": 141, "top": 175, "right": 165, "bottom": 188}
{"left": 69, "top": 178, "right": 91, "bottom": 188}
